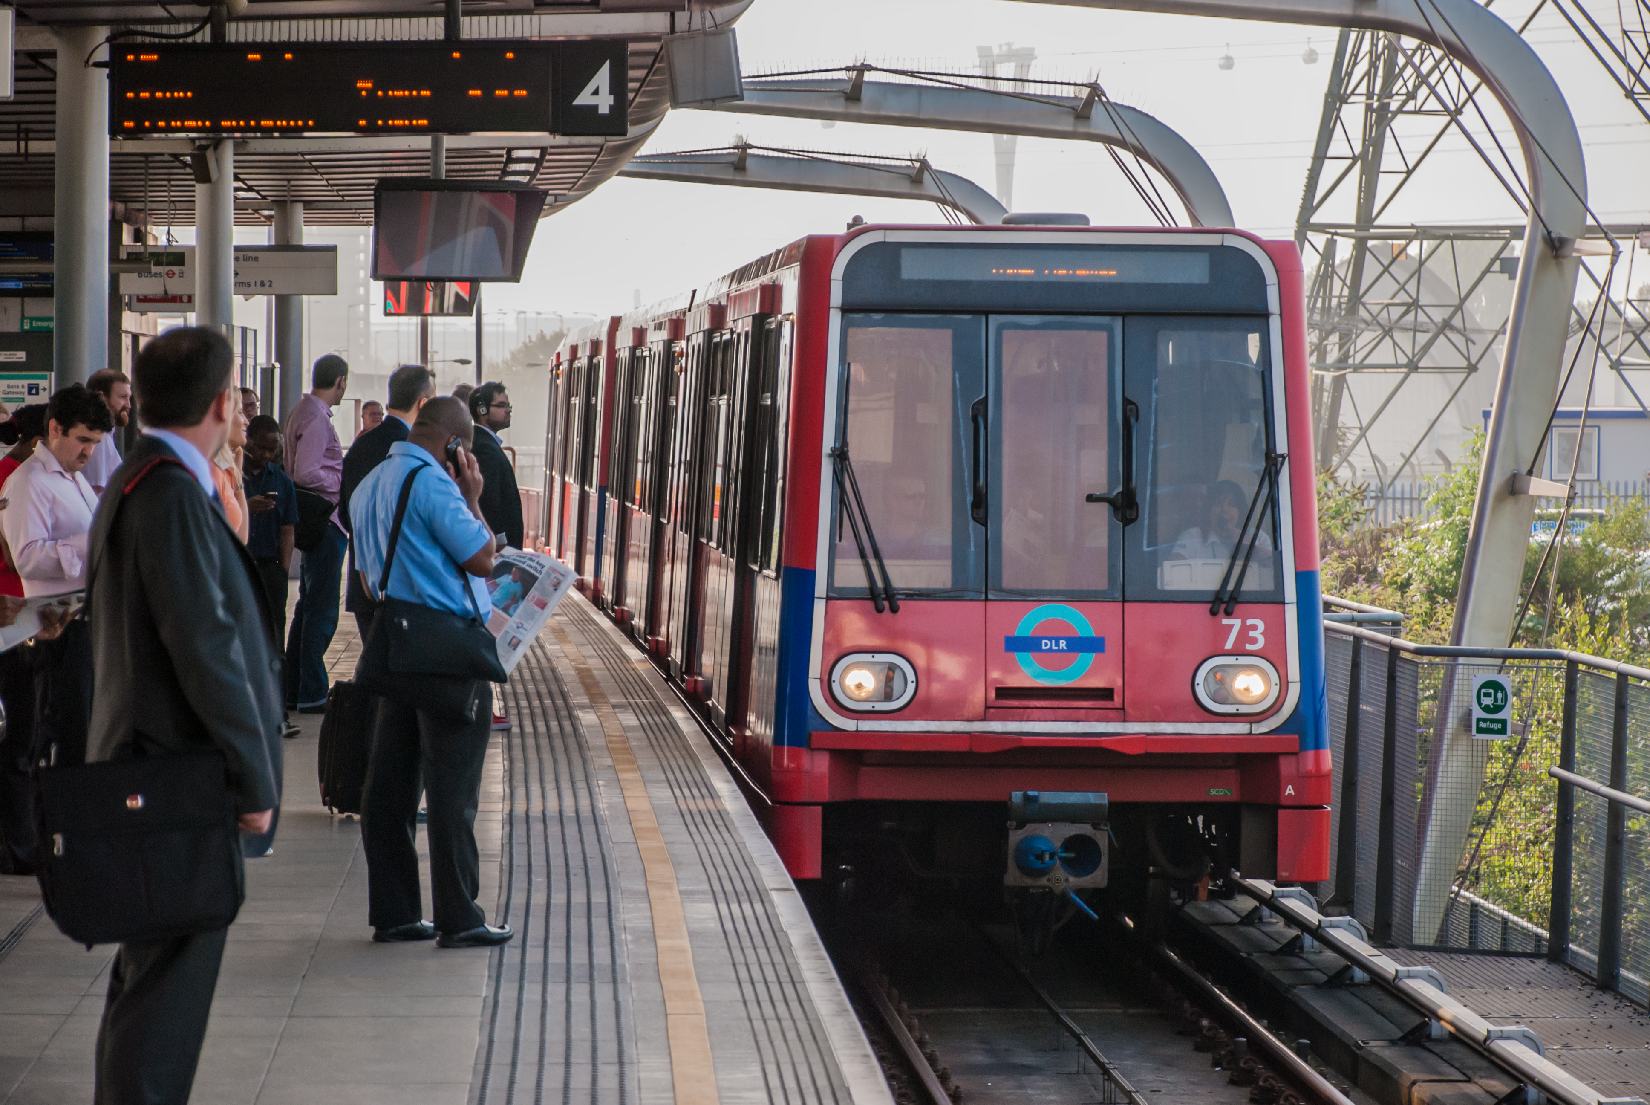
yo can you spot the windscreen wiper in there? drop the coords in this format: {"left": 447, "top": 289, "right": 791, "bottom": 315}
{"left": 1210, "top": 450, "right": 1286, "bottom": 617}
{"left": 831, "top": 444, "right": 900, "bottom": 613}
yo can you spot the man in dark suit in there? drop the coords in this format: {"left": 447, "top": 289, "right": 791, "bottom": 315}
{"left": 85, "top": 327, "right": 282, "bottom": 1105}
{"left": 342, "top": 364, "right": 435, "bottom": 639}
{"left": 468, "top": 381, "right": 523, "bottom": 550}
{"left": 467, "top": 382, "right": 522, "bottom": 732}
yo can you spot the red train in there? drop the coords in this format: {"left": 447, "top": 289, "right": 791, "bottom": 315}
{"left": 542, "top": 223, "right": 1331, "bottom": 900}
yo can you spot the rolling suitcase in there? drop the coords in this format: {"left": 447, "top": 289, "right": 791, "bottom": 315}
{"left": 317, "top": 680, "right": 376, "bottom": 815}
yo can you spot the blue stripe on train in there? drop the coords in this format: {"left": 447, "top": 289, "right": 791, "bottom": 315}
{"left": 773, "top": 566, "right": 825, "bottom": 748}
{"left": 1273, "top": 568, "right": 1329, "bottom": 752}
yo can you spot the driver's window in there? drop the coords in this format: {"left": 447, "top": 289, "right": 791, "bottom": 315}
{"left": 1127, "top": 319, "right": 1282, "bottom": 602}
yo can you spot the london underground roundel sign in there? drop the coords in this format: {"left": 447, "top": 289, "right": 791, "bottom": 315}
{"left": 1004, "top": 603, "right": 1106, "bottom": 686}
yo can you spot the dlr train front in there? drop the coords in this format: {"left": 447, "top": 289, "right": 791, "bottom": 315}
{"left": 776, "top": 226, "right": 1330, "bottom": 904}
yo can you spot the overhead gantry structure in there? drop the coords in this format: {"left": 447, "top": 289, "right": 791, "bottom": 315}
{"left": 619, "top": 144, "right": 1010, "bottom": 225}
{"left": 1015, "top": 0, "right": 1586, "bottom": 941}
{"left": 702, "top": 66, "right": 1236, "bottom": 229}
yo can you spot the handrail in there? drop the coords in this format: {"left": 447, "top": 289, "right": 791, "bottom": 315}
{"left": 1325, "top": 620, "right": 1650, "bottom": 683}
{"left": 1323, "top": 595, "right": 1405, "bottom": 619}
{"left": 1549, "top": 766, "right": 1650, "bottom": 815}
{"left": 1228, "top": 875, "right": 1645, "bottom": 1105}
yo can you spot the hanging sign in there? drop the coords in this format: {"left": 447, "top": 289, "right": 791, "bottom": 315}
{"left": 1471, "top": 673, "right": 1513, "bottom": 738}
{"left": 119, "top": 247, "right": 193, "bottom": 295}
{"left": 233, "top": 245, "right": 338, "bottom": 296}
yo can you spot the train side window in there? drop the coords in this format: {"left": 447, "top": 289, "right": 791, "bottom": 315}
{"left": 831, "top": 314, "right": 985, "bottom": 598}
{"left": 1124, "top": 318, "right": 1283, "bottom": 602}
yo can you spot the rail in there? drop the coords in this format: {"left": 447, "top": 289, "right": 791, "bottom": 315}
{"left": 1231, "top": 876, "right": 1646, "bottom": 1105}
{"left": 1319, "top": 612, "right": 1650, "bottom": 1005}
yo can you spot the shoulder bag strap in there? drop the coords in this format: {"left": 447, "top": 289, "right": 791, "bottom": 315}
{"left": 372, "top": 461, "right": 491, "bottom": 626}
{"left": 374, "top": 465, "right": 424, "bottom": 600}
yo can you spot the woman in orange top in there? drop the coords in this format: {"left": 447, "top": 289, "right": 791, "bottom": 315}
{"left": 0, "top": 404, "right": 50, "bottom": 598}
{"left": 212, "top": 400, "right": 250, "bottom": 543}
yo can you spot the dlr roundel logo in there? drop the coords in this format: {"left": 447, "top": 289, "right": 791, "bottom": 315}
{"left": 1003, "top": 603, "right": 1105, "bottom": 686}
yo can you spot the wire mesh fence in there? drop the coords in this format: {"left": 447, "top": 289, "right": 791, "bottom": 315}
{"left": 1321, "top": 618, "right": 1650, "bottom": 1002}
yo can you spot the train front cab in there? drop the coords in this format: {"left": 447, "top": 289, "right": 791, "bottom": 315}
{"left": 771, "top": 228, "right": 1331, "bottom": 890}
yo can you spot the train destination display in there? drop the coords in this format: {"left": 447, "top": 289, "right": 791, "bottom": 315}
{"left": 108, "top": 40, "right": 628, "bottom": 137}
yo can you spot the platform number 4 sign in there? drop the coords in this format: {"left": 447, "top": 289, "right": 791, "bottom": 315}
{"left": 1471, "top": 673, "right": 1512, "bottom": 738}
{"left": 556, "top": 42, "right": 628, "bottom": 137}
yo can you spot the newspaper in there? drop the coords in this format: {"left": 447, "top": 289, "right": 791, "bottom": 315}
{"left": 484, "top": 550, "right": 577, "bottom": 675}
{"left": 0, "top": 591, "right": 85, "bottom": 653}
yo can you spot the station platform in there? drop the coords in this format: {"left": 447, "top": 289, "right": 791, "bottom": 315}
{"left": 0, "top": 596, "right": 889, "bottom": 1105}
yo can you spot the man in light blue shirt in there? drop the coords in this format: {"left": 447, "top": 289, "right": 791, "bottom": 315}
{"left": 349, "top": 397, "right": 512, "bottom": 950}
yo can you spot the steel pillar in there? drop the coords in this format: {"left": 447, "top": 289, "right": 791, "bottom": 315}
{"left": 195, "top": 140, "right": 236, "bottom": 334}
{"left": 421, "top": 134, "right": 446, "bottom": 368}
{"left": 710, "top": 76, "right": 1234, "bottom": 227}
{"left": 1013, "top": 0, "right": 1586, "bottom": 946}
{"left": 273, "top": 200, "right": 304, "bottom": 421}
{"left": 54, "top": 25, "right": 110, "bottom": 387}
{"left": 620, "top": 149, "right": 1008, "bottom": 225}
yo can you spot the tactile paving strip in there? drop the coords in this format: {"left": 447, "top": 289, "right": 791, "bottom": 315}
{"left": 469, "top": 602, "right": 864, "bottom": 1105}
{"left": 471, "top": 638, "right": 635, "bottom": 1105}
{"left": 559, "top": 601, "right": 857, "bottom": 1105}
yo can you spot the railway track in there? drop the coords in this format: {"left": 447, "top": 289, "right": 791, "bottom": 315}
{"left": 813, "top": 894, "right": 1365, "bottom": 1105}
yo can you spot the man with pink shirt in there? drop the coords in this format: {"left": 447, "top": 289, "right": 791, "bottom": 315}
{"left": 284, "top": 354, "right": 348, "bottom": 712}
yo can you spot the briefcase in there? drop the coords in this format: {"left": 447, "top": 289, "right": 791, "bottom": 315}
{"left": 34, "top": 750, "right": 244, "bottom": 948}
{"left": 293, "top": 486, "right": 335, "bottom": 553}
{"left": 318, "top": 680, "right": 376, "bottom": 815}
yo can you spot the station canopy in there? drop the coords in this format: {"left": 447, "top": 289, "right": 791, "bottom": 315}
{"left": 6, "top": 1, "right": 697, "bottom": 226}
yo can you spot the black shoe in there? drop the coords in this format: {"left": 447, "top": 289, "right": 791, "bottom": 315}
{"left": 416, "top": 807, "right": 428, "bottom": 824}
{"left": 437, "top": 924, "right": 513, "bottom": 948}
{"left": 281, "top": 723, "right": 301, "bottom": 739}
{"left": 297, "top": 704, "right": 327, "bottom": 715}
{"left": 373, "top": 920, "right": 437, "bottom": 943}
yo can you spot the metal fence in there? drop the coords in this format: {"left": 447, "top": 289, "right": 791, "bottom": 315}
{"left": 1360, "top": 480, "right": 1648, "bottom": 527}
{"left": 1321, "top": 616, "right": 1650, "bottom": 1004}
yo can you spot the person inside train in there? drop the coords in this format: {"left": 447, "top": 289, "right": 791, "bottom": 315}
{"left": 1167, "top": 479, "right": 1273, "bottom": 568}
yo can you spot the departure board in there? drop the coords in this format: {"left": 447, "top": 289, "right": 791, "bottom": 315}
{"left": 108, "top": 41, "right": 629, "bottom": 137}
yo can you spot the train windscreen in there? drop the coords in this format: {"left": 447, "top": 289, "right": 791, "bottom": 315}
{"left": 1128, "top": 318, "right": 1282, "bottom": 602}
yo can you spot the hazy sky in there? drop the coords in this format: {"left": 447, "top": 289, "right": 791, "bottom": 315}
{"left": 468, "top": 0, "right": 1646, "bottom": 322}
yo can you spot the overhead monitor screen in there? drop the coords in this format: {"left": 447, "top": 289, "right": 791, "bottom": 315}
{"left": 383, "top": 281, "right": 477, "bottom": 317}
{"left": 372, "top": 181, "right": 547, "bottom": 282}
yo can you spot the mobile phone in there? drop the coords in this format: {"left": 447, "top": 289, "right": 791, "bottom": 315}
{"left": 444, "top": 436, "right": 463, "bottom": 469}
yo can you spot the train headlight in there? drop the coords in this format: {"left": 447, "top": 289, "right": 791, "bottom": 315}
{"left": 829, "top": 653, "right": 917, "bottom": 712}
{"left": 1193, "top": 656, "right": 1281, "bottom": 715}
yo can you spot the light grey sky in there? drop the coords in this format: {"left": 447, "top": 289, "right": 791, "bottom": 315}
{"left": 474, "top": 0, "right": 1646, "bottom": 321}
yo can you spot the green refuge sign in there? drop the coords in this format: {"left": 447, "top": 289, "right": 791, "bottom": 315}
{"left": 1471, "top": 673, "right": 1512, "bottom": 738}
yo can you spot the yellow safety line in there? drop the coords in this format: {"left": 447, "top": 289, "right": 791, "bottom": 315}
{"left": 552, "top": 624, "right": 720, "bottom": 1105}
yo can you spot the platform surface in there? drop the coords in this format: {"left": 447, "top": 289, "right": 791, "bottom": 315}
{"left": 0, "top": 594, "right": 886, "bottom": 1105}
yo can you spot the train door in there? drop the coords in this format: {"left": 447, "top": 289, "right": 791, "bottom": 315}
{"left": 691, "top": 324, "right": 752, "bottom": 714}
{"left": 577, "top": 354, "right": 605, "bottom": 582}
{"left": 983, "top": 316, "right": 1126, "bottom": 717}
{"left": 602, "top": 348, "right": 638, "bottom": 614}
{"left": 705, "top": 314, "right": 776, "bottom": 733}
{"left": 551, "top": 362, "right": 570, "bottom": 564}
{"left": 561, "top": 358, "right": 587, "bottom": 569}
{"left": 638, "top": 343, "right": 678, "bottom": 646}
{"left": 658, "top": 332, "right": 708, "bottom": 661}
{"left": 738, "top": 317, "right": 792, "bottom": 753}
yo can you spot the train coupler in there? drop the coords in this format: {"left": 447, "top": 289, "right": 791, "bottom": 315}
{"left": 1004, "top": 790, "right": 1109, "bottom": 891}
